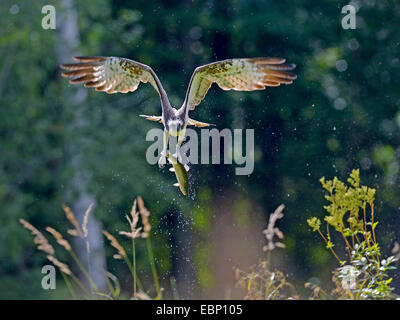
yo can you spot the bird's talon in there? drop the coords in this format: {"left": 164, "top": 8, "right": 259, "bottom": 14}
{"left": 158, "top": 154, "right": 167, "bottom": 168}
{"left": 171, "top": 152, "right": 180, "bottom": 162}
{"left": 172, "top": 150, "right": 184, "bottom": 164}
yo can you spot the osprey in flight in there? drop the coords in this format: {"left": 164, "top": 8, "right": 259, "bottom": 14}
{"left": 60, "top": 56, "right": 297, "bottom": 170}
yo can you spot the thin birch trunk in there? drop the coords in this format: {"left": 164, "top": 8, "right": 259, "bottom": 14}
{"left": 56, "top": 0, "right": 107, "bottom": 293}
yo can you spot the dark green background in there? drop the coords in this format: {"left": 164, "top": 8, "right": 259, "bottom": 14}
{"left": 0, "top": 0, "right": 399, "bottom": 299}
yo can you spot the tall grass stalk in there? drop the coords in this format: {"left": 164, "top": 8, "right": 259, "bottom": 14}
{"left": 132, "top": 237, "right": 137, "bottom": 296}
{"left": 170, "top": 277, "right": 180, "bottom": 300}
{"left": 146, "top": 237, "right": 161, "bottom": 299}
{"left": 60, "top": 271, "right": 76, "bottom": 299}
{"left": 68, "top": 248, "right": 97, "bottom": 292}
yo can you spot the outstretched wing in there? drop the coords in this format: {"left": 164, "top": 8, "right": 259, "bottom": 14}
{"left": 184, "top": 58, "right": 297, "bottom": 111}
{"left": 60, "top": 56, "right": 164, "bottom": 95}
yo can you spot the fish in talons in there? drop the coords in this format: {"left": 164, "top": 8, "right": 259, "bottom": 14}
{"left": 166, "top": 152, "right": 189, "bottom": 196}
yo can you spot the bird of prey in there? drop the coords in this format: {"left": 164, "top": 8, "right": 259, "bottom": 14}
{"left": 60, "top": 56, "right": 297, "bottom": 170}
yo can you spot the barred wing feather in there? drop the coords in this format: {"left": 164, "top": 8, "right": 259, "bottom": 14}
{"left": 60, "top": 56, "right": 162, "bottom": 95}
{"left": 184, "top": 57, "right": 297, "bottom": 111}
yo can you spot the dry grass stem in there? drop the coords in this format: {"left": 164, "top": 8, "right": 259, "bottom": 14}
{"left": 119, "top": 199, "right": 142, "bottom": 239}
{"left": 47, "top": 255, "right": 72, "bottom": 275}
{"left": 102, "top": 230, "right": 126, "bottom": 259}
{"left": 137, "top": 196, "right": 151, "bottom": 238}
{"left": 45, "top": 226, "right": 72, "bottom": 251}
{"left": 62, "top": 204, "right": 84, "bottom": 238}
{"left": 82, "top": 203, "right": 94, "bottom": 238}
{"left": 263, "top": 204, "right": 286, "bottom": 252}
{"left": 133, "top": 291, "right": 152, "bottom": 300}
{"left": 19, "top": 219, "right": 55, "bottom": 255}
{"left": 234, "top": 261, "right": 297, "bottom": 300}
{"left": 392, "top": 241, "right": 400, "bottom": 260}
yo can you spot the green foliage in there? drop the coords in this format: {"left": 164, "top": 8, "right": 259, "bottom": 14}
{"left": 1, "top": 0, "right": 400, "bottom": 299}
{"left": 236, "top": 171, "right": 398, "bottom": 300}
{"left": 307, "top": 217, "right": 321, "bottom": 232}
{"left": 307, "top": 170, "right": 398, "bottom": 299}
{"left": 319, "top": 169, "right": 376, "bottom": 234}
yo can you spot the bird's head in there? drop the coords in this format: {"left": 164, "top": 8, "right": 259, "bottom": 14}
{"left": 167, "top": 119, "right": 183, "bottom": 136}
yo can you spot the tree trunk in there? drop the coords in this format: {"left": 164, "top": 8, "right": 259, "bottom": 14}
{"left": 56, "top": 0, "right": 107, "bottom": 293}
